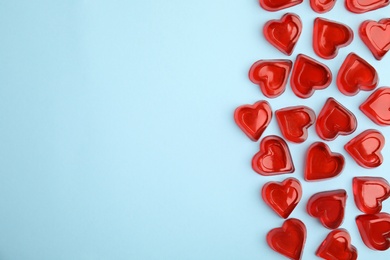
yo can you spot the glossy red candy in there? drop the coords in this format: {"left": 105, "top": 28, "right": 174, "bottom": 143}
{"left": 249, "top": 60, "right": 292, "bottom": 98}
{"left": 259, "top": 0, "right": 303, "bottom": 12}
{"left": 267, "top": 218, "right": 306, "bottom": 260}
{"left": 337, "top": 53, "right": 378, "bottom": 96}
{"left": 344, "top": 129, "right": 385, "bottom": 168}
{"left": 313, "top": 18, "right": 353, "bottom": 59}
{"left": 310, "top": 0, "right": 336, "bottom": 12}
{"left": 316, "top": 229, "right": 358, "bottom": 260}
{"left": 263, "top": 13, "right": 302, "bottom": 56}
{"left": 290, "top": 54, "right": 332, "bottom": 98}
{"left": 275, "top": 106, "right": 316, "bottom": 143}
{"left": 316, "top": 98, "right": 357, "bottom": 141}
{"left": 252, "top": 135, "right": 295, "bottom": 175}
{"left": 360, "top": 87, "right": 390, "bottom": 126}
{"left": 307, "top": 189, "right": 347, "bottom": 229}
{"left": 345, "top": 0, "right": 390, "bottom": 13}
{"left": 356, "top": 213, "right": 390, "bottom": 251}
{"left": 234, "top": 101, "right": 272, "bottom": 141}
{"left": 353, "top": 177, "right": 390, "bottom": 214}
{"left": 262, "top": 178, "right": 302, "bottom": 218}
{"left": 360, "top": 19, "right": 390, "bottom": 60}
{"left": 304, "top": 142, "right": 345, "bottom": 181}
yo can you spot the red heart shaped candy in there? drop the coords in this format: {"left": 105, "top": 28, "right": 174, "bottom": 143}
{"left": 275, "top": 106, "right": 316, "bottom": 143}
{"left": 310, "top": 0, "right": 336, "bottom": 12}
{"left": 313, "top": 18, "right": 353, "bottom": 59}
{"left": 290, "top": 54, "right": 332, "bottom": 98}
{"left": 252, "top": 135, "right": 295, "bottom": 175}
{"left": 307, "top": 189, "right": 347, "bottom": 229}
{"left": 316, "top": 229, "right": 358, "bottom": 260}
{"left": 304, "top": 142, "right": 345, "bottom": 181}
{"left": 345, "top": 0, "right": 390, "bottom": 13}
{"left": 316, "top": 98, "right": 357, "bottom": 141}
{"left": 234, "top": 101, "right": 272, "bottom": 141}
{"left": 262, "top": 177, "right": 302, "bottom": 218}
{"left": 360, "top": 87, "right": 390, "bottom": 126}
{"left": 356, "top": 213, "right": 390, "bottom": 251}
{"left": 344, "top": 129, "right": 385, "bottom": 168}
{"left": 267, "top": 218, "right": 306, "bottom": 260}
{"left": 259, "top": 0, "right": 303, "bottom": 11}
{"left": 263, "top": 13, "right": 302, "bottom": 56}
{"left": 353, "top": 177, "right": 390, "bottom": 214}
{"left": 249, "top": 59, "right": 292, "bottom": 98}
{"left": 337, "top": 52, "right": 378, "bottom": 96}
{"left": 360, "top": 19, "right": 390, "bottom": 60}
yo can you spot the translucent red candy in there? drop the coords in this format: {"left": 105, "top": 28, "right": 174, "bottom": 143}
{"left": 345, "top": 0, "right": 390, "bottom": 13}
{"left": 316, "top": 98, "right": 357, "bottom": 141}
{"left": 234, "top": 101, "right": 272, "bottom": 141}
{"left": 267, "top": 218, "right": 306, "bottom": 260}
{"left": 259, "top": 0, "right": 303, "bottom": 12}
{"left": 307, "top": 189, "right": 347, "bottom": 229}
{"left": 337, "top": 53, "right": 378, "bottom": 96}
{"left": 344, "top": 129, "right": 385, "bottom": 168}
{"left": 275, "top": 106, "right": 316, "bottom": 143}
{"left": 310, "top": 0, "right": 336, "bottom": 12}
{"left": 313, "top": 18, "right": 353, "bottom": 59}
{"left": 353, "top": 177, "right": 390, "bottom": 214}
{"left": 304, "top": 142, "right": 345, "bottom": 181}
{"left": 356, "top": 213, "right": 390, "bottom": 251}
{"left": 262, "top": 178, "right": 302, "bottom": 218}
{"left": 252, "top": 135, "right": 295, "bottom": 175}
{"left": 290, "top": 54, "right": 332, "bottom": 98}
{"left": 316, "top": 229, "right": 358, "bottom": 260}
{"left": 360, "top": 87, "right": 390, "bottom": 126}
{"left": 360, "top": 19, "right": 390, "bottom": 60}
{"left": 263, "top": 13, "right": 302, "bottom": 56}
{"left": 248, "top": 60, "right": 292, "bottom": 98}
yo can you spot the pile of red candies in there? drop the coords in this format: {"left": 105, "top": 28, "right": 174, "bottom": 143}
{"left": 234, "top": 0, "right": 390, "bottom": 259}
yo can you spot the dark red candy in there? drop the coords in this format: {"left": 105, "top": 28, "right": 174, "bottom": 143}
{"left": 344, "top": 129, "right": 385, "bottom": 168}
{"left": 304, "top": 142, "right": 345, "bottom": 181}
{"left": 252, "top": 135, "right": 295, "bottom": 175}
{"left": 316, "top": 229, "right": 358, "bottom": 260}
{"left": 337, "top": 52, "right": 378, "bottom": 96}
{"left": 249, "top": 60, "right": 292, "bottom": 98}
{"left": 345, "top": 0, "right": 390, "bottom": 13}
{"left": 360, "top": 19, "right": 390, "bottom": 60}
{"left": 267, "top": 218, "right": 306, "bottom": 260}
{"left": 234, "top": 101, "right": 272, "bottom": 141}
{"left": 262, "top": 178, "right": 302, "bottom": 218}
{"left": 259, "top": 0, "right": 303, "bottom": 11}
{"left": 263, "top": 13, "right": 302, "bottom": 55}
{"left": 307, "top": 189, "right": 347, "bottom": 229}
{"left": 313, "top": 18, "right": 353, "bottom": 59}
{"left": 310, "top": 0, "right": 336, "bottom": 12}
{"left": 275, "top": 106, "right": 316, "bottom": 143}
{"left": 360, "top": 87, "right": 390, "bottom": 126}
{"left": 353, "top": 177, "right": 390, "bottom": 214}
{"left": 356, "top": 213, "right": 390, "bottom": 251}
{"left": 290, "top": 54, "right": 332, "bottom": 98}
{"left": 316, "top": 98, "right": 357, "bottom": 141}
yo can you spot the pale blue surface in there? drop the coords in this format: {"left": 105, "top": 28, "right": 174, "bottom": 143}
{"left": 0, "top": 1, "right": 389, "bottom": 259}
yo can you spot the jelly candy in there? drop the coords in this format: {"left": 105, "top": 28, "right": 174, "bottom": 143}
{"left": 310, "top": 0, "right": 336, "bottom": 13}
{"left": 259, "top": 0, "right": 303, "bottom": 12}
{"left": 360, "top": 87, "right": 390, "bottom": 126}
{"left": 356, "top": 213, "right": 390, "bottom": 250}
{"left": 316, "top": 229, "right": 358, "bottom": 260}
{"left": 360, "top": 19, "right": 390, "bottom": 60}
{"left": 345, "top": 0, "right": 390, "bottom": 13}
{"left": 353, "top": 177, "right": 390, "bottom": 214}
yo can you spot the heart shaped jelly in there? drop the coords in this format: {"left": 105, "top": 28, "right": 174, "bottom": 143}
{"left": 307, "top": 189, "right": 347, "bottom": 229}
{"left": 316, "top": 229, "right": 358, "bottom": 260}
{"left": 360, "top": 19, "right": 390, "bottom": 60}
{"left": 249, "top": 59, "right": 293, "bottom": 98}
{"left": 344, "top": 129, "right": 385, "bottom": 168}
{"left": 353, "top": 177, "right": 390, "bottom": 214}
{"left": 267, "top": 218, "right": 306, "bottom": 260}
{"left": 304, "top": 142, "right": 345, "bottom": 181}
{"left": 262, "top": 177, "right": 302, "bottom": 218}
{"left": 316, "top": 98, "right": 357, "bottom": 141}
{"left": 234, "top": 101, "right": 272, "bottom": 141}
{"left": 275, "top": 106, "right": 316, "bottom": 143}
{"left": 313, "top": 18, "right": 353, "bottom": 59}
{"left": 259, "top": 0, "right": 303, "bottom": 11}
{"left": 263, "top": 13, "right": 302, "bottom": 56}
{"left": 356, "top": 213, "right": 390, "bottom": 251}
{"left": 290, "top": 54, "right": 332, "bottom": 98}
{"left": 345, "top": 0, "right": 390, "bottom": 13}
{"left": 310, "top": 0, "right": 336, "bottom": 12}
{"left": 252, "top": 135, "right": 295, "bottom": 175}
{"left": 337, "top": 52, "right": 378, "bottom": 96}
{"left": 360, "top": 87, "right": 390, "bottom": 126}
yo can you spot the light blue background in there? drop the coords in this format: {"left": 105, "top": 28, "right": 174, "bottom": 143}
{"left": 0, "top": 0, "right": 389, "bottom": 259}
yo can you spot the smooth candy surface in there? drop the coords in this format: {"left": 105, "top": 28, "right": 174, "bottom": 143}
{"left": 259, "top": 0, "right": 303, "bottom": 11}
{"left": 360, "top": 19, "right": 390, "bottom": 60}
{"left": 353, "top": 177, "right": 390, "bottom": 214}
{"left": 356, "top": 213, "right": 390, "bottom": 251}
{"left": 360, "top": 87, "right": 390, "bottom": 126}
{"left": 310, "top": 0, "right": 336, "bottom": 12}
{"left": 345, "top": 0, "right": 390, "bottom": 13}
{"left": 316, "top": 229, "right": 358, "bottom": 260}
